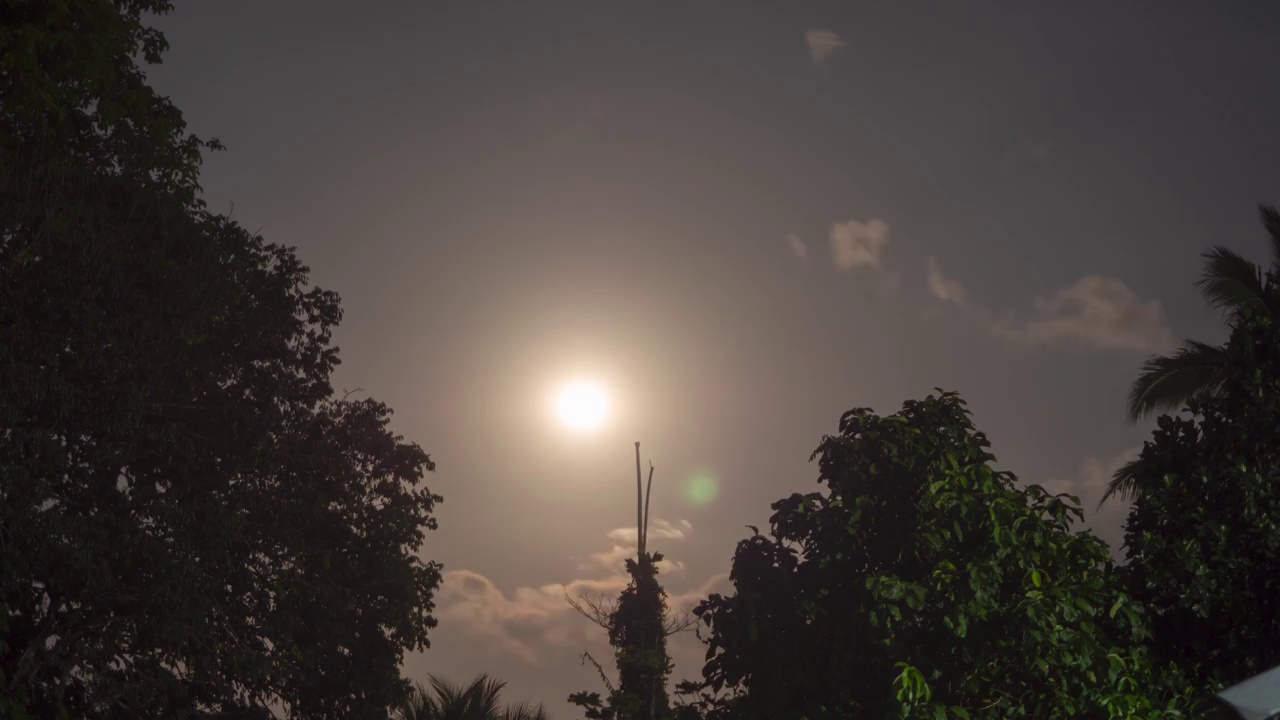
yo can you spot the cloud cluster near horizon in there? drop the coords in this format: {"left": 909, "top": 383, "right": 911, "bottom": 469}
{"left": 434, "top": 518, "right": 720, "bottom": 669}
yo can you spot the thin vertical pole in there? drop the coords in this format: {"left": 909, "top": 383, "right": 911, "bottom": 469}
{"left": 635, "top": 442, "right": 643, "bottom": 559}
{"left": 643, "top": 464, "right": 654, "bottom": 559}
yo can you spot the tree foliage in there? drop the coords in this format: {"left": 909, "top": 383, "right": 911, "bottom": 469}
{"left": 398, "top": 674, "right": 550, "bottom": 720}
{"left": 1, "top": 2, "right": 443, "bottom": 716}
{"left": 569, "top": 449, "right": 690, "bottom": 720}
{"left": 570, "top": 553, "right": 679, "bottom": 720}
{"left": 1123, "top": 204, "right": 1280, "bottom": 426}
{"left": 677, "top": 391, "right": 1193, "bottom": 720}
{"left": 1121, "top": 298, "right": 1280, "bottom": 692}
{"left": 1, "top": 0, "right": 220, "bottom": 197}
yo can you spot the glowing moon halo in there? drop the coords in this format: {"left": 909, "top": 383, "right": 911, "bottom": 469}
{"left": 556, "top": 381, "right": 609, "bottom": 432}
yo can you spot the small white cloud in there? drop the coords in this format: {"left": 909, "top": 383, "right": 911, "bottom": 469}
{"left": 1014, "top": 276, "right": 1174, "bottom": 353}
{"left": 785, "top": 233, "right": 808, "bottom": 261}
{"left": 805, "top": 29, "right": 846, "bottom": 68}
{"left": 829, "top": 218, "right": 889, "bottom": 271}
{"left": 605, "top": 518, "right": 692, "bottom": 543}
{"left": 582, "top": 544, "right": 686, "bottom": 575}
{"left": 1041, "top": 447, "right": 1142, "bottom": 556}
{"left": 926, "top": 256, "right": 968, "bottom": 306}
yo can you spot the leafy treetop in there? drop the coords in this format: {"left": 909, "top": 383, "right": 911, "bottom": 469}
{"left": 678, "top": 391, "right": 1194, "bottom": 720}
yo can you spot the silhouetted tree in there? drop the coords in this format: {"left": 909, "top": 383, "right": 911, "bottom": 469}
{"left": 1120, "top": 300, "right": 1280, "bottom": 692}
{"left": 1120, "top": 205, "right": 1280, "bottom": 418}
{"left": 568, "top": 445, "right": 693, "bottom": 720}
{"left": 398, "top": 674, "right": 550, "bottom": 720}
{"left": 1107, "top": 203, "right": 1280, "bottom": 502}
{"left": 1, "top": 2, "right": 442, "bottom": 717}
{"left": 677, "top": 392, "right": 1195, "bottom": 720}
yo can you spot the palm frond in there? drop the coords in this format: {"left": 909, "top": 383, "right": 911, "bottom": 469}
{"left": 503, "top": 701, "right": 550, "bottom": 720}
{"left": 397, "top": 681, "right": 443, "bottom": 720}
{"left": 402, "top": 673, "right": 535, "bottom": 720}
{"left": 1194, "top": 246, "right": 1266, "bottom": 317}
{"left": 1261, "top": 204, "right": 1280, "bottom": 272}
{"left": 428, "top": 675, "right": 468, "bottom": 715}
{"left": 1126, "top": 340, "right": 1230, "bottom": 421}
{"left": 463, "top": 675, "right": 507, "bottom": 719}
{"left": 1100, "top": 456, "right": 1146, "bottom": 506}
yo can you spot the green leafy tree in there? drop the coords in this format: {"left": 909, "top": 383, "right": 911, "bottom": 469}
{"left": 1, "top": 1, "right": 443, "bottom": 717}
{"left": 1120, "top": 299, "right": 1280, "bottom": 693}
{"left": 677, "top": 392, "right": 1194, "bottom": 720}
{"left": 397, "top": 674, "right": 550, "bottom": 720}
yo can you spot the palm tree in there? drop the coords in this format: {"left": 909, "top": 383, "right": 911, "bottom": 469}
{"left": 1103, "top": 204, "right": 1280, "bottom": 503}
{"left": 396, "top": 674, "right": 549, "bottom": 720}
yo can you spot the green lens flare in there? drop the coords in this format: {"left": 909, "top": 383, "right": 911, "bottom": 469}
{"left": 684, "top": 470, "right": 719, "bottom": 506}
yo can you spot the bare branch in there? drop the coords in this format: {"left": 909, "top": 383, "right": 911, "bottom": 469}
{"left": 663, "top": 609, "right": 699, "bottom": 636}
{"left": 564, "top": 588, "right": 616, "bottom": 631}
{"left": 579, "top": 651, "right": 616, "bottom": 694}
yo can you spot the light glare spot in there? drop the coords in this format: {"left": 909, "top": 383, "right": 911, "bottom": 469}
{"left": 684, "top": 470, "right": 719, "bottom": 506}
{"left": 557, "top": 381, "right": 609, "bottom": 432}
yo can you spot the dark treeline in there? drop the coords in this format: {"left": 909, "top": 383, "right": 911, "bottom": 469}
{"left": 3, "top": 2, "right": 1279, "bottom": 719}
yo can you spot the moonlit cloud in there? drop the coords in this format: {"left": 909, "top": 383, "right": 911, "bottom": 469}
{"left": 922, "top": 259, "right": 1173, "bottom": 355}
{"left": 435, "top": 566, "right": 726, "bottom": 668}
{"left": 433, "top": 517, "right": 712, "bottom": 667}
{"left": 605, "top": 517, "right": 692, "bottom": 543}
{"left": 786, "top": 233, "right": 808, "bottom": 261}
{"left": 926, "top": 256, "right": 968, "bottom": 306}
{"left": 436, "top": 570, "right": 626, "bottom": 666}
{"left": 829, "top": 218, "right": 889, "bottom": 271}
{"left": 1041, "top": 446, "right": 1143, "bottom": 556}
{"left": 1011, "top": 276, "right": 1174, "bottom": 353}
{"left": 582, "top": 545, "right": 687, "bottom": 575}
{"left": 805, "top": 29, "right": 846, "bottom": 67}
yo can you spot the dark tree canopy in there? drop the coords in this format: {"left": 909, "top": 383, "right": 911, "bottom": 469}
{"left": 1, "top": 0, "right": 219, "bottom": 196}
{"left": 568, "top": 449, "right": 687, "bottom": 720}
{"left": 1, "top": 2, "right": 443, "bottom": 717}
{"left": 678, "top": 392, "right": 1193, "bottom": 720}
{"left": 1120, "top": 204, "right": 1280, "bottom": 428}
{"left": 1121, "top": 301, "right": 1280, "bottom": 692}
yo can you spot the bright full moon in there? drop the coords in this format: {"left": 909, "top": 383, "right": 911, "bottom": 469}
{"left": 556, "top": 381, "right": 609, "bottom": 432}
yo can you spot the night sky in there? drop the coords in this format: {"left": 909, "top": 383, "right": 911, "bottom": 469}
{"left": 145, "top": 2, "right": 1280, "bottom": 713}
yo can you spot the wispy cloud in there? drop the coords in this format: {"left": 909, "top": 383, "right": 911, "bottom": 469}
{"left": 785, "top": 233, "right": 808, "bottom": 262}
{"left": 436, "top": 570, "right": 626, "bottom": 666}
{"left": 606, "top": 518, "right": 692, "bottom": 543}
{"left": 922, "top": 259, "right": 1173, "bottom": 354}
{"left": 925, "top": 256, "right": 969, "bottom": 306}
{"left": 830, "top": 218, "right": 889, "bottom": 272}
{"left": 582, "top": 545, "right": 687, "bottom": 575}
{"left": 1009, "top": 276, "right": 1174, "bottom": 353}
{"left": 805, "top": 29, "right": 846, "bottom": 68}
{"left": 435, "top": 569, "right": 726, "bottom": 669}
{"left": 435, "top": 519, "right": 713, "bottom": 667}
{"left": 596, "top": 518, "right": 692, "bottom": 574}
{"left": 1041, "top": 446, "right": 1142, "bottom": 557}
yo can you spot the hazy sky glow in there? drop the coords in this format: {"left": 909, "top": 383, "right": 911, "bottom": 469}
{"left": 146, "top": 1, "right": 1280, "bottom": 713}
